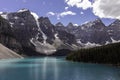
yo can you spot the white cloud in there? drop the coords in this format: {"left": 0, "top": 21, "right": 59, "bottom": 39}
{"left": 56, "top": 11, "right": 76, "bottom": 20}
{"left": 57, "top": 14, "right": 60, "bottom": 20}
{"left": 65, "top": 0, "right": 92, "bottom": 10}
{"left": 65, "top": 0, "right": 120, "bottom": 20}
{"left": 59, "top": 11, "right": 76, "bottom": 17}
{"left": 92, "top": 0, "right": 120, "bottom": 19}
{"left": 0, "top": 12, "right": 3, "bottom": 14}
{"left": 47, "top": 12, "right": 55, "bottom": 16}
{"left": 65, "top": 7, "right": 69, "bottom": 10}
{"left": 80, "top": 11, "right": 84, "bottom": 14}
{"left": 46, "top": 11, "right": 76, "bottom": 20}
{"left": 65, "top": 0, "right": 81, "bottom": 7}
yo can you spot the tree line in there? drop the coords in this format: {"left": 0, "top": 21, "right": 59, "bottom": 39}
{"left": 66, "top": 42, "right": 120, "bottom": 65}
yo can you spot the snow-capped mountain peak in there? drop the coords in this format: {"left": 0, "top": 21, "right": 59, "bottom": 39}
{"left": 1, "top": 9, "right": 120, "bottom": 56}
{"left": 55, "top": 22, "right": 64, "bottom": 27}
{"left": 18, "top": 8, "right": 29, "bottom": 13}
{"left": 67, "top": 22, "right": 74, "bottom": 28}
{"left": 0, "top": 12, "right": 8, "bottom": 19}
{"left": 30, "top": 12, "right": 47, "bottom": 44}
{"left": 73, "top": 24, "right": 79, "bottom": 26}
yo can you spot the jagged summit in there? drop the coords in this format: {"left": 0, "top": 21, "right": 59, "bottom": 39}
{"left": 81, "top": 18, "right": 105, "bottom": 29}
{"left": 67, "top": 22, "right": 74, "bottom": 28}
{"left": 73, "top": 24, "right": 79, "bottom": 26}
{"left": 94, "top": 18, "right": 102, "bottom": 23}
{"left": 0, "top": 12, "right": 7, "bottom": 15}
{"left": 18, "top": 8, "right": 30, "bottom": 13}
{"left": 109, "top": 19, "right": 120, "bottom": 27}
{"left": 55, "top": 22, "right": 64, "bottom": 27}
{"left": 0, "top": 9, "right": 77, "bottom": 55}
{"left": 39, "top": 17, "right": 52, "bottom": 25}
{"left": 82, "top": 18, "right": 102, "bottom": 25}
{"left": 0, "top": 9, "right": 120, "bottom": 55}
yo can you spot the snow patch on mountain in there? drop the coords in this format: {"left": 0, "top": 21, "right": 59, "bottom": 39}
{"left": 53, "top": 33, "right": 63, "bottom": 48}
{"left": 105, "top": 41, "right": 110, "bottom": 45}
{"left": 9, "top": 22, "right": 14, "bottom": 28}
{"left": 77, "top": 39, "right": 84, "bottom": 45}
{"left": 30, "top": 38, "right": 37, "bottom": 46}
{"left": 0, "top": 13, "right": 8, "bottom": 19}
{"left": 14, "top": 16, "right": 19, "bottom": 19}
{"left": 18, "top": 9, "right": 29, "bottom": 13}
{"left": 0, "top": 12, "right": 3, "bottom": 14}
{"left": 84, "top": 42, "right": 101, "bottom": 48}
{"left": 30, "top": 38, "right": 56, "bottom": 55}
{"left": 73, "top": 24, "right": 79, "bottom": 26}
{"left": 54, "top": 33, "right": 59, "bottom": 39}
{"left": 30, "top": 12, "right": 47, "bottom": 43}
{"left": 111, "top": 37, "right": 120, "bottom": 43}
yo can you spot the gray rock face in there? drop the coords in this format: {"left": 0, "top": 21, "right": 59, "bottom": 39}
{"left": 76, "top": 18, "right": 110, "bottom": 44}
{"left": 0, "top": 9, "right": 78, "bottom": 55}
{"left": 55, "top": 22, "right": 64, "bottom": 27}
{"left": 38, "top": 17, "right": 56, "bottom": 44}
{"left": 67, "top": 22, "right": 74, "bottom": 29}
{"left": 107, "top": 20, "right": 120, "bottom": 40}
{"left": 61, "top": 18, "right": 111, "bottom": 45}
{"left": 37, "top": 17, "right": 78, "bottom": 52}
{"left": 1, "top": 9, "right": 120, "bottom": 56}
{"left": 0, "top": 16, "right": 23, "bottom": 54}
{"left": 55, "top": 22, "right": 67, "bottom": 32}
{"left": 0, "top": 34, "right": 23, "bottom": 54}
{"left": 7, "top": 9, "right": 39, "bottom": 46}
{"left": 55, "top": 18, "right": 120, "bottom": 46}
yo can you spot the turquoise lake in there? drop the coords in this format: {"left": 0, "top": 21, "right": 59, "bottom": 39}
{"left": 0, "top": 57, "right": 120, "bottom": 80}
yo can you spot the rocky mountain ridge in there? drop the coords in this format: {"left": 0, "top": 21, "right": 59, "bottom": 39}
{"left": 0, "top": 9, "right": 78, "bottom": 56}
{"left": 56, "top": 18, "right": 120, "bottom": 46}
{"left": 0, "top": 9, "right": 120, "bottom": 56}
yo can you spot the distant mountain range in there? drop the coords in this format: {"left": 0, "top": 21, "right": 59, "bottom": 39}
{"left": 56, "top": 18, "right": 120, "bottom": 45}
{"left": 0, "top": 8, "right": 120, "bottom": 56}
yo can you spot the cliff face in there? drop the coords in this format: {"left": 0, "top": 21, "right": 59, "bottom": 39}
{"left": 1, "top": 9, "right": 120, "bottom": 56}
{"left": 0, "top": 9, "right": 78, "bottom": 55}
{"left": 0, "top": 34, "right": 23, "bottom": 54}
{"left": 0, "top": 16, "right": 23, "bottom": 55}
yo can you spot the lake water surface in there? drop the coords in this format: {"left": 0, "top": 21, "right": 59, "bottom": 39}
{"left": 0, "top": 57, "right": 120, "bottom": 80}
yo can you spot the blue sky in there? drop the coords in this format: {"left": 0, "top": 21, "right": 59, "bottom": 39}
{"left": 0, "top": 0, "right": 116, "bottom": 26}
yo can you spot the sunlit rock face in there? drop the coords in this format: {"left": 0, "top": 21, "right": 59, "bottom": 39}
{"left": 64, "top": 19, "right": 110, "bottom": 45}
{"left": 38, "top": 17, "right": 56, "bottom": 44}
{"left": 0, "top": 43, "right": 22, "bottom": 59}
{"left": 76, "top": 19, "right": 110, "bottom": 44}
{"left": 55, "top": 18, "right": 120, "bottom": 47}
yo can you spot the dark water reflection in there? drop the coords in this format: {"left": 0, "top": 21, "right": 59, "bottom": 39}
{"left": 0, "top": 57, "right": 120, "bottom": 80}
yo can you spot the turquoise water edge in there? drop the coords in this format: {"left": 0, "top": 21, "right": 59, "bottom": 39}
{"left": 0, "top": 57, "right": 120, "bottom": 80}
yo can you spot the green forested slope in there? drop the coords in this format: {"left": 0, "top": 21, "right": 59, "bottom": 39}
{"left": 66, "top": 42, "right": 120, "bottom": 65}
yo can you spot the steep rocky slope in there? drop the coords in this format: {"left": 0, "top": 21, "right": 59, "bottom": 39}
{"left": 0, "top": 44, "right": 22, "bottom": 59}
{"left": 0, "top": 9, "right": 120, "bottom": 56}
{"left": 0, "top": 9, "right": 78, "bottom": 55}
